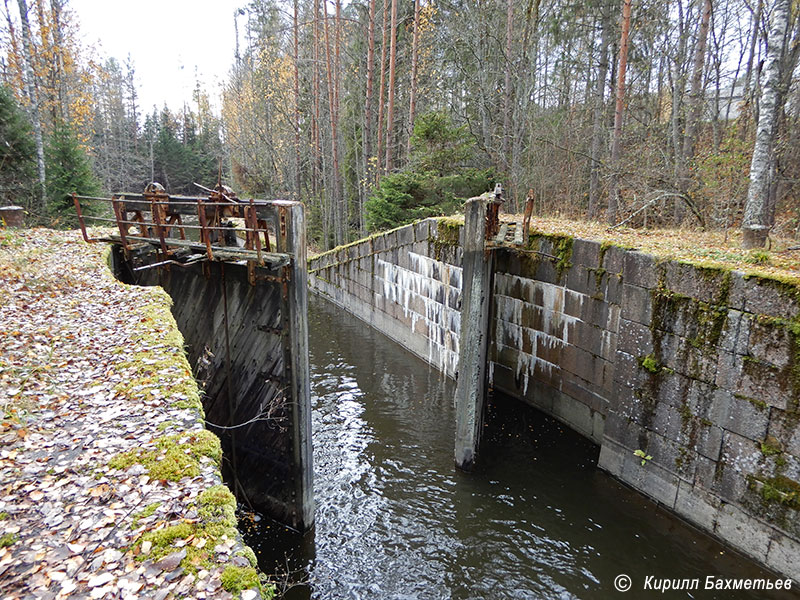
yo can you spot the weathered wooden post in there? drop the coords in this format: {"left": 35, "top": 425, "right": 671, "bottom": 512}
{"left": 275, "top": 200, "right": 314, "bottom": 530}
{"left": 454, "top": 196, "right": 495, "bottom": 470}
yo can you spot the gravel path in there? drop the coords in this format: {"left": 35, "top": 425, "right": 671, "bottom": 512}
{"left": 0, "top": 229, "right": 266, "bottom": 600}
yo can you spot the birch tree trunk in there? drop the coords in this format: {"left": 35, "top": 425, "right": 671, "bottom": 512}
{"left": 742, "top": 0, "right": 790, "bottom": 248}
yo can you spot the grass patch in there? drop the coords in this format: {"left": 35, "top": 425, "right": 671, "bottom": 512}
{"left": 0, "top": 533, "right": 18, "bottom": 548}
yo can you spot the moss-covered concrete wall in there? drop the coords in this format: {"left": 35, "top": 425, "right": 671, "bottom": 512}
{"left": 308, "top": 218, "right": 464, "bottom": 378}
{"left": 493, "top": 235, "right": 800, "bottom": 581}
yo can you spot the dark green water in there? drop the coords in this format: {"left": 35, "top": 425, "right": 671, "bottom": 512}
{"left": 241, "top": 295, "right": 798, "bottom": 599}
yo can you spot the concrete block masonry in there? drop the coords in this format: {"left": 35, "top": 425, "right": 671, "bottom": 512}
{"left": 308, "top": 219, "right": 464, "bottom": 379}
{"left": 307, "top": 206, "right": 800, "bottom": 583}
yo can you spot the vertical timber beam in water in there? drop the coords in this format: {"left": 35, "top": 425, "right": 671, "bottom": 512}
{"left": 454, "top": 197, "right": 495, "bottom": 470}
{"left": 274, "top": 201, "right": 314, "bottom": 530}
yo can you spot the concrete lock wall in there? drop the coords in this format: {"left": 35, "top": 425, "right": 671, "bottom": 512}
{"left": 308, "top": 215, "right": 800, "bottom": 581}
{"left": 491, "top": 235, "right": 800, "bottom": 578}
{"left": 308, "top": 219, "right": 464, "bottom": 379}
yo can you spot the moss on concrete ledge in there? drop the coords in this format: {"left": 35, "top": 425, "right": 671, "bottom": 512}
{"left": 109, "top": 430, "right": 222, "bottom": 481}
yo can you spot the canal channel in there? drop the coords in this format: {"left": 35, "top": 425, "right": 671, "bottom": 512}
{"left": 241, "top": 295, "right": 797, "bottom": 599}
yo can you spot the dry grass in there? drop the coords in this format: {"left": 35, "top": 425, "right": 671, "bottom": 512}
{"left": 503, "top": 213, "right": 800, "bottom": 285}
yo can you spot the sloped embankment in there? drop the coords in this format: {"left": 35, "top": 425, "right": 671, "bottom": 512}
{"left": 0, "top": 228, "right": 270, "bottom": 599}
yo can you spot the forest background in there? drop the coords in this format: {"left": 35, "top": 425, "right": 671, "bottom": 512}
{"left": 1, "top": 0, "right": 799, "bottom": 250}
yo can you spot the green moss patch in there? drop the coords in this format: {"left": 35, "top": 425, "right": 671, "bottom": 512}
{"left": 109, "top": 430, "right": 221, "bottom": 482}
{"left": 131, "top": 501, "right": 161, "bottom": 529}
{"left": 221, "top": 565, "right": 263, "bottom": 595}
{"left": 199, "top": 485, "right": 237, "bottom": 527}
{"left": 638, "top": 354, "right": 661, "bottom": 374}
{"left": 752, "top": 475, "right": 800, "bottom": 510}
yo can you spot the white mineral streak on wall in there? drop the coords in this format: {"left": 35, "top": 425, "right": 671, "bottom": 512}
{"left": 493, "top": 275, "right": 577, "bottom": 395}
{"left": 375, "top": 252, "right": 462, "bottom": 375}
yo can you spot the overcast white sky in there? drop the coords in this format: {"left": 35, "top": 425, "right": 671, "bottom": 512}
{"left": 69, "top": 0, "right": 244, "bottom": 113}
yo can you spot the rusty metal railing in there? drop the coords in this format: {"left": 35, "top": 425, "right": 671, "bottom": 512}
{"left": 73, "top": 184, "right": 294, "bottom": 276}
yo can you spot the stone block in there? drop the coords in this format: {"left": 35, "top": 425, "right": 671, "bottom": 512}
{"left": 564, "top": 289, "right": 590, "bottom": 319}
{"left": 714, "top": 350, "right": 742, "bottom": 391}
{"left": 601, "top": 245, "right": 626, "bottom": 275}
{"left": 534, "top": 356, "right": 562, "bottom": 390}
{"left": 630, "top": 457, "right": 681, "bottom": 509}
{"left": 686, "top": 383, "right": 728, "bottom": 427}
{"left": 569, "top": 320, "right": 602, "bottom": 355}
{"left": 673, "top": 479, "right": 720, "bottom": 532}
{"left": 606, "top": 273, "right": 623, "bottom": 305}
{"left": 717, "top": 390, "right": 770, "bottom": 441}
{"left": 767, "top": 409, "right": 800, "bottom": 458}
{"left": 714, "top": 503, "right": 771, "bottom": 560}
{"left": 623, "top": 251, "right": 658, "bottom": 289}
{"left": 742, "top": 276, "right": 800, "bottom": 320}
{"left": 766, "top": 534, "right": 800, "bottom": 584}
{"left": 717, "top": 309, "right": 742, "bottom": 354}
{"left": 617, "top": 318, "right": 653, "bottom": 356}
{"left": 598, "top": 437, "right": 626, "bottom": 477}
{"left": 571, "top": 239, "right": 601, "bottom": 269}
{"left": 748, "top": 318, "right": 793, "bottom": 369}
{"left": 653, "top": 370, "right": 692, "bottom": 410}
{"left": 494, "top": 272, "right": 512, "bottom": 296}
{"left": 620, "top": 283, "right": 652, "bottom": 325}
{"left": 601, "top": 330, "right": 618, "bottom": 365}
{"left": 664, "top": 261, "right": 735, "bottom": 306}
{"left": 717, "top": 431, "right": 761, "bottom": 503}
{"left": 696, "top": 425, "right": 724, "bottom": 461}
{"left": 606, "top": 304, "right": 621, "bottom": 334}
{"left": 610, "top": 381, "right": 644, "bottom": 425}
{"left": 613, "top": 351, "right": 641, "bottom": 388}
{"left": 588, "top": 296, "right": 612, "bottom": 328}
{"left": 413, "top": 219, "right": 430, "bottom": 242}
{"left": 561, "top": 371, "right": 609, "bottom": 415}
{"left": 649, "top": 429, "right": 697, "bottom": 482}
{"left": 738, "top": 356, "right": 788, "bottom": 410}
{"left": 565, "top": 264, "right": 595, "bottom": 296}
{"left": 552, "top": 393, "right": 595, "bottom": 441}
{"left": 592, "top": 411, "right": 606, "bottom": 440}
{"left": 529, "top": 379, "right": 560, "bottom": 414}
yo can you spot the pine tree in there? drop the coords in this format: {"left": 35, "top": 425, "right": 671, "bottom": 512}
{"left": 0, "top": 85, "right": 36, "bottom": 207}
{"left": 45, "top": 120, "right": 100, "bottom": 221}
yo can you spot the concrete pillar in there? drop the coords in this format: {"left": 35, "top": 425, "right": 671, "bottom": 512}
{"left": 454, "top": 197, "right": 494, "bottom": 470}
{"left": 275, "top": 200, "right": 315, "bottom": 530}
